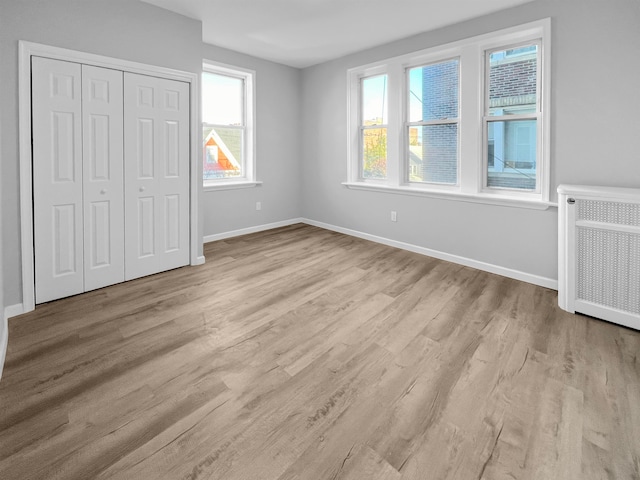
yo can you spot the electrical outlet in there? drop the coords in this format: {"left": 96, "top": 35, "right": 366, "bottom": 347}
{"left": 256, "top": 201, "right": 262, "bottom": 211}
{"left": 391, "top": 211, "right": 397, "bottom": 222}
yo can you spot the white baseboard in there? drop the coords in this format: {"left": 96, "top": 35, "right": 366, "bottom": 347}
{"left": 5, "top": 303, "right": 25, "bottom": 320}
{"left": 204, "top": 218, "right": 304, "bottom": 243}
{"left": 194, "top": 256, "right": 206, "bottom": 265}
{"left": 301, "top": 218, "right": 558, "bottom": 290}
{"left": 202, "top": 217, "right": 557, "bottom": 289}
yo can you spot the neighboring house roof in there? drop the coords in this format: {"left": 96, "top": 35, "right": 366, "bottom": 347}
{"left": 215, "top": 127, "right": 242, "bottom": 163}
{"left": 203, "top": 125, "right": 241, "bottom": 170}
{"left": 203, "top": 125, "right": 214, "bottom": 140}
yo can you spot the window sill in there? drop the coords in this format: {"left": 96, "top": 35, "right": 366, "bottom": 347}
{"left": 342, "top": 182, "right": 557, "bottom": 210}
{"left": 204, "top": 181, "right": 263, "bottom": 192}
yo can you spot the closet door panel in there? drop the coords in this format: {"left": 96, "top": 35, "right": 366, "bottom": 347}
{"left": 82, "top": 65, "right": 125, "bottom": 292}
{"left": 138, "top": 196, "right": 156, "bottom": 257}
{"left": 33, "top": 57, "right": 84, "bottom": 304}
{"left": 124, "top": 73, "right": 189, "bottom": 280}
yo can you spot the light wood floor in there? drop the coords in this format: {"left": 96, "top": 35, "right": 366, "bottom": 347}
{"left": 1, "top": 224, "right": 639, "bottom": 480}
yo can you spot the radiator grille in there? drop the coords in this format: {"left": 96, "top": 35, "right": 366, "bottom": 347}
{"left": 577, "top": 199, "right": 640, "bottom": 226}
{"left": 559, "top": 187, "right": 640, "bottom": 329}
{"left": 576, "top": 226, "right": 640, "bottom": 315}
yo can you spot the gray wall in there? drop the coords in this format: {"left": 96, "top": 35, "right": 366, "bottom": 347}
{"left": 300, "top": 0, "right": 640, "bottom": 282}
{"left": 201, "top": 44, "right": 302, "bottom": 237}
{"left": 3, "top": 0, "right": 639, "bottom": 309}
{"left": 1, "top": 1, "right": 302, "bottom": 308}
{"left": 0, "top": 0, "right": 203, "bottom": 307}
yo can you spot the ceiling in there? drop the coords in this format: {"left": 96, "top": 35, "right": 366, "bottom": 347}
{"left": 141, "top": 0, "right": 535, "bottom": 68}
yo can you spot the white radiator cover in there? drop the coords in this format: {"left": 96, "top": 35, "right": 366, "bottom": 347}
{"left": 558, "top": 185, "right": 640, "bottom": 330}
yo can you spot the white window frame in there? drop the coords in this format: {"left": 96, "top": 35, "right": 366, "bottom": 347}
{"left": 345, "top": 19, "right": 552, "bottom": 209}
{"left": 481, "top": 37, "right": 544, "bottom": 200}
{"left": 405, "top": 56, "right": 461, "bottom": 188}
{"left": 358, "top": 67, "right": 389, "bottom": 183}
{"left": 202, "top": 60, "right": 260, "bottom": 191}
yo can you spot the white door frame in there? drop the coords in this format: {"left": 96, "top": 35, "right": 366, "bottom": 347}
{"left": 19, "top": 41, "right": 204, "bottom": 313}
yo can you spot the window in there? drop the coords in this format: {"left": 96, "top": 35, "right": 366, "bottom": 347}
{"left": 361, "top": 74, "right": 388, "bottom": 179}
{"left": 407, "top": 58, "right": 459, "bottom": 185}
{"left": 202, "top": 62, "right": 256, "bottom": 188}
{"left": 485, "top": 43, "right": 540, "bottom": 191}
{"left": 347, "top": 19, "right": 551, "bottom": 206}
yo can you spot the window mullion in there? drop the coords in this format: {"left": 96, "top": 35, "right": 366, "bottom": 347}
{"left": 386, "top": 63, "right": 402, "bottom": 186}
{"left": 410, "top": 119, "right": 459, "bottom": 127}
{"left": 459, "top": 44, "right": 482, "bottom": 195}
{"left": 209, "top": 124, "right": 245, "bottom": 130}
{"left": 485, "top": 113, "right": 538, "bottom": 123}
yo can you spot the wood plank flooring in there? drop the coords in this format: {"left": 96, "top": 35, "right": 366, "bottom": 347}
{"left": 1, "top": 223, "right": 639, "bottom": 479}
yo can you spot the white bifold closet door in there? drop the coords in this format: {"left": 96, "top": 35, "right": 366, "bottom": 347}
{"left": 82, "top": 65, "right": 125, "bottom": 292}
{"left": 33, "top": 57, "right": 86, "bottom": 303}
{"left": 33, "top": 57, "right": 189, "bottom": 304}
{"left": 123, "top": 73, "right": 190, "bottom": 281}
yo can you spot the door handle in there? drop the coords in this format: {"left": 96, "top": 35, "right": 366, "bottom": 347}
{"left": 100, "top": 189, "right": 107, "bottom": 194}
{"left": 139, "top": 186, "right": 145, "bottom": 192}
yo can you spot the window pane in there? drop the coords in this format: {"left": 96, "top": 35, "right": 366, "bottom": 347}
{"left": 409, "top": 59, "right": 459, "bottom": 122}
{"left": 488, "top": 44, "right": 537, "bottom": 116}
{"left": 409, "top": 124, "right": 457, "bottom": 184}
{"left": 203, "top": 126, "right": 243, "bottom": 179}
{"left": 202, "top": 71, "right": 245, "bottom": 180}
{"left": 202, "top": 72, "right": 243, "bottom": 125}
{"left": 362, "top": 75, "right": 387, "bottom": 125}
{"left": 487, "top": 119, "right": 536, "bottom": 190}
{"left": 362, "top": 127, "right": 387, "bottom": 179}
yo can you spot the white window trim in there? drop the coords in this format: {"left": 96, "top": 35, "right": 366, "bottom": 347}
{"left": 202, "top": 60, "right": 260, "bottom": 191}
{"left": 481, "top": 37, "right": 544, "bottom": 200}
{"left": 346, "top": 18, "right": 552, "bottom": 209}
{"left": 350, "top": 64, "right": 389, "bottom": 184}
{"left": 405, "top": 56, "right": 461, "bottom": 188}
